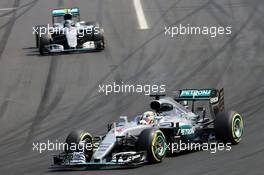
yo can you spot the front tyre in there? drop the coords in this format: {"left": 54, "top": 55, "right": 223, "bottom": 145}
{"left": 95, "top": 36, "right": 105, "bottom": 50}
{"left": 35, "top": 33, "right": 39, "bottom": 48}
{"left": 136, "top": 129, "right": 167, "bottom": 163}
{"left": 35, "top": 25, "right": 45, "bottom": 48}
{"left": 215, "top": 111, "right": 244, "bottom": 144}
{"left": 39, "top": 32, "right": 50, "bottom": 55}
{"left": 65, "top": 130, "right": 94, "bottom": 161}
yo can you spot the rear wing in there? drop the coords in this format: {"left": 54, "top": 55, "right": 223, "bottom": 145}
{"left": 175, "top": 89, "right": 218, "bottom": 100}
{"left": 51, "top": 7, "right": 80, "bottom": 16}
{"left": 174, "top": 88, "right": 225, "bottom": 114}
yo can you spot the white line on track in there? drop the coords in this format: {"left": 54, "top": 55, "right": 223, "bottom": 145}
{"left": 0, "top": 7, "right": 16, "bottom": 11}
{"left": 133, "top": 0, "right": 149, "bottom": 30}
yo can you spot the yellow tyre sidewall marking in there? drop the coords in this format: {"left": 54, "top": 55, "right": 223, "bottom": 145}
{"left": 80, "top": 132, "right": 93, "bottom": 142}
{"left": 151, "top": 130, "right": 165, "bottom": 162}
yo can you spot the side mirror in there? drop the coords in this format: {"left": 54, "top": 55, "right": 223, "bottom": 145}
{"left": 79, "top": 21, "right": 86, "bottom": 25}
{"left": 118, "top": 116, "right": 128, "bottom": 126}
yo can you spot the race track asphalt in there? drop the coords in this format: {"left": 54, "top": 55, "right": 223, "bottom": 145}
{"left": 0, "top": 0, "right": 264, "bottom": 174}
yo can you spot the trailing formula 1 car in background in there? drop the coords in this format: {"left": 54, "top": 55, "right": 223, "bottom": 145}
{"left": 50, "top": 88, "right": 244, "bottom": 170}
{"left": 34, "top": 8, "right": 105, "bottom": 55}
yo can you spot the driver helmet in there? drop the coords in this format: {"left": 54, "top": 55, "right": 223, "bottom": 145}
{"left": 64, "top": 13, "right": 73, "bottom": 20}
{"left": 141, "top": 111, "right": 156, "bottom": 125}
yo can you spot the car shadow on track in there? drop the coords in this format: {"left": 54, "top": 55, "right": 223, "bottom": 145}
{"left": 23, "top": 46, "right": 103, "bottom": 56}
{"left": 166, "top": 149, "right": 201, "bottom": 158}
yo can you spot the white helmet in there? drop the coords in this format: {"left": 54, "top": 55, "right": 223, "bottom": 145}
{"left": 141, "top": 111, "right": 156, "bottom": 124}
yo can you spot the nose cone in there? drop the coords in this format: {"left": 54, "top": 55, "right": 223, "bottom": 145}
{"left": 65, "top": 27, "right": 78, "bottom": 48}
{"left": 92, "top": 130, "right": 116, "bottom": 160}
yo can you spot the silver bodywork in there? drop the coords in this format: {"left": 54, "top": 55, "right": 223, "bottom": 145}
{"left": 45, "top": 22, "right": 100, "bottom": 52}
{"left": 92, "top": 97, "right": 198, "bottom": 162}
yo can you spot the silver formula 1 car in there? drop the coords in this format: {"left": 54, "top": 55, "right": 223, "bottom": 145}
{"left": 34, "top": 8, "right": 105, "bottom": 55}
{"left": 50, "top": 88, "right": 244, "bottom": 170}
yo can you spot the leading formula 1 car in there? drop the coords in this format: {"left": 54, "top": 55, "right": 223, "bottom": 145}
{"left": 34, "top": 8, "right": 105, "bottom": 55}
{"left": 50, "top": 88, "right": 244, "bottom": 170}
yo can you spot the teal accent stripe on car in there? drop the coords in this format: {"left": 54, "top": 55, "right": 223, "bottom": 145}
{"left": 180, "top": 89, "right": 212, "bottom": 97}
{"left": 52, "top": 8, "right": 79, "bottom": 15}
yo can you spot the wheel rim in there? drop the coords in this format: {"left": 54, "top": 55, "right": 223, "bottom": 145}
{"left": 154, "top": 135, "right": 166, "bottom": 157}
{"left": 83, "top": 138, "right": 93, "bottom": 154}
{"left": 233, "top": 116, "right": 243, "bottom": 138}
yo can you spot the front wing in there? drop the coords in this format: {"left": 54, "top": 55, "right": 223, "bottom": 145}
{"left": 49, "top": 152, "right": 146, "bottom": 171}
{"left": 41, "top": 40, "right": 104, "bottom": 54}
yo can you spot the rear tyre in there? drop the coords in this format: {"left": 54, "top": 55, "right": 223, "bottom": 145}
{"left": 65, "top": 130, "right": 94, "bottom": 161}
{"left": 85, "top": 21, "right": 100, "bottom": 28}
{"left": 215, "top": 111, "right": 244, "bottom": 144}
{"left": 136, "top": 129, "right": 167, "bottom": 163}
